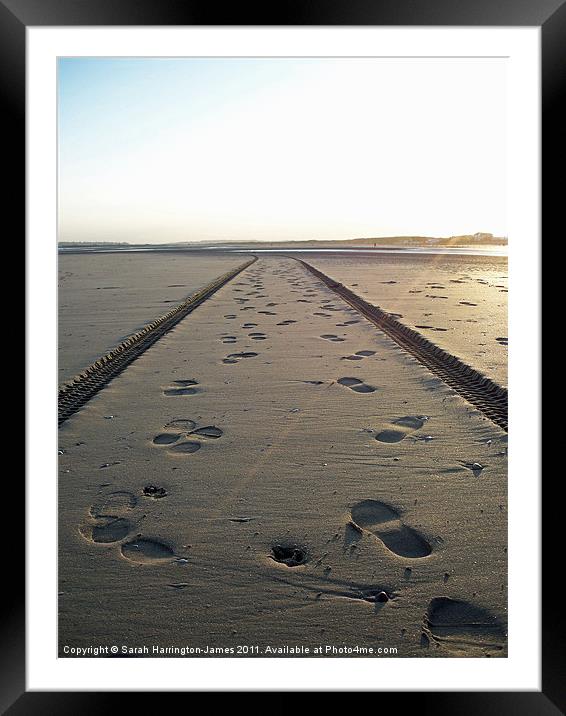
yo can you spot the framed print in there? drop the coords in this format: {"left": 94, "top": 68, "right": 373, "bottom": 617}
{"left": 8, "top": 0, "right": 556, "bottom": 707}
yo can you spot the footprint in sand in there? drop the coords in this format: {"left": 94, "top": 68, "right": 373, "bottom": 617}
{"left": 460, "top": 461, "right": 486, "bottom": 476}
{"left": 120, "top": 538, "right": 178, "bottom": 565}
{"left": 142, "top": 485, "right": 168, "bottom": 499}
{"left": 152, "top": 420, "right": 223, "bottom": 455}
{"left": 248, "top": 332, "right": 267, "bottom": 341}
{"left": 163, "top": 380, "right": 200, "bottom": 397}
{"left": 191, "top": 425, "right": 223, "bottom": 439}
{"left": 80, "top": 517, "right": 132, "bottom": 544}
{"left": 164, "top": 418, "right": 197, "bottom": 431}
{"left": 374, "top": 429, "right": 406, "bottom": 443}
{"left": 221, "top": 336, "right": 238, "bottom": 344}
{"left": 223, "top": 352, "right": 259, "bottom": 364}
{"left": 395, "top": 416, "right": 428, "bottom": 430}
{"left": 337, "top": 377, "right": 376, "bottom": 394}
{"left": 89, "top": 491, "right": 137, "bottom": 517}
{"left": 422, "top": 597, "right": 506, "bottom": 655}
{"left": 270, "top": 543, "right": 308, "bottom": 567}
{"left": 80, "top": 491, "right": 137, "bottom": 544}
{"left": 350, "top": 500, "right": 431, "bottom": 558}
{"left": 342, "top": 350, "right": 376, "bottom": 361}
{"left": 152, "top": 432, "right": 182, "bottom": 445}
{"left": 168, "top": 441, "right": 201, "bottom": 454}
{"left": 277, "top": 320, "right": 297, "bottom": 326}
{"left": 375, "top": 415, "right": 429, "bottom": 443}
{"left": 321, "top": 334, "right": 346, "bottom": 343}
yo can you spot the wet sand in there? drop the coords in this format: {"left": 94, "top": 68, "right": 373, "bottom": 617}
{"left": 59, "top": 255, "right": 507, "bottom": 658}
{"left": 58, "top": 252, "right": 243, "bottom": 385}
{"left": 304, "top": 253, "right": 507, "bottom": 387}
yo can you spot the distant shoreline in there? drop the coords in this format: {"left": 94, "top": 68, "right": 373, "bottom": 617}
{"left": 58, "top": 243, "right": 508, "bottom": 258}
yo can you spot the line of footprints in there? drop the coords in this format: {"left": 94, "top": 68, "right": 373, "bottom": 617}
{"left": 77, "top": 265, "right": 501, "bottom": 653}
{"left": 80, "top": 374, "right": 224, "bottom": 563}
{"left": 79, "top": 490, "right": 182, "bottom": 565}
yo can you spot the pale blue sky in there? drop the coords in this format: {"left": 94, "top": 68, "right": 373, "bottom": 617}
{"left": 58, "top": 57, "right": 507, "bottom": 243}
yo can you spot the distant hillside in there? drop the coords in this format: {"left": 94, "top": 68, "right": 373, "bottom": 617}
{"left": 344, "top": 233, "right": 507, "bottom": 247}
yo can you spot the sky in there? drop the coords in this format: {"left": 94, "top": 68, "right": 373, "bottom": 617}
{"left": 58, "top": 57, "right": 507, "bottom": 243}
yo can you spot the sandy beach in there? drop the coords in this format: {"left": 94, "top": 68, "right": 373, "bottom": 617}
{"left": 304, "top": 252, "right": 508, "bottom": 387}
{"left": 59, "top": 253, "right": 507, "bottom": 658}
{"left": 58, "top": 252, "right": 243, "bottom": 385}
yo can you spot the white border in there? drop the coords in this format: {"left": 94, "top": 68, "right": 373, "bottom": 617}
{"left": 27, "top": 26, "right": 540, "bottom": 691}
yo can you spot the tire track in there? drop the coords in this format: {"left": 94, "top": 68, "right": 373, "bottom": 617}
{"left": 58, "top": 257, "right": 257, "bottom": 426}
{"left": 296, "top": 258, "right": 508, "bottom": 431}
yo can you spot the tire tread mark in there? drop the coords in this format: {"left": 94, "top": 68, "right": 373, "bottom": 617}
{"left": 296, "top": 258, "right": 507, "bottom": 431}
{"left": 58, "top": 257, "right": 257, "bottom": 426}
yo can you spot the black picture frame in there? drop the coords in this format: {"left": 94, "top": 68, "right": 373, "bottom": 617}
{"left": 8, "top": 0, "right": 554, "bottom": 708}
